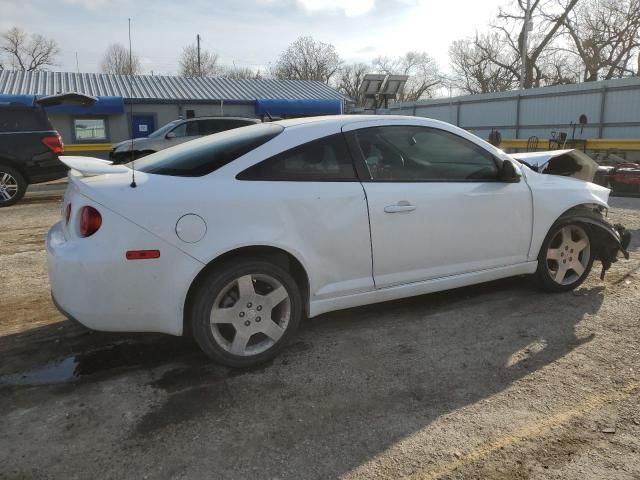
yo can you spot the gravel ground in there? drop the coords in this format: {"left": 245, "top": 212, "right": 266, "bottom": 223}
{"left": 0, "top": 192, "right": 639, "bottom": 480}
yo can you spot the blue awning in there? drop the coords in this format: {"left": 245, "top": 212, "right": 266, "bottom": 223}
{"left": 45, "top": 96, "right": 124, "bottom": 114}
{"left": 0, "top": 94, "right": 38, "bottom": 106}
{"left": 0, "top": 94, "right": 124, "bottom": 114}
{"left": 255, "top": 98, "right": 342, "bottom": 116}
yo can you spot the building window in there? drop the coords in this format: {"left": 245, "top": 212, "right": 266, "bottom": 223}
{"left": 73, "top": 118, "right": 107, "bottom": 142}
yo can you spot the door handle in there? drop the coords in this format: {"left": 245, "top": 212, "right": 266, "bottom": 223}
{"left": 384, "top": 201, "right": 416, "bottom": 213}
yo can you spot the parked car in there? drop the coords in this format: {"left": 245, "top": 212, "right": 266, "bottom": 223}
{"left": 0, "top": 93, "right": 95, "bottom": 207}
{"left": 47, "top": 115, "right": 630, "bottom": 368}
{"left": 109, "top": 116, "right": 260, "bottom": 163}
{"left": 608, "top": 163, "right": 640, "bottom": 194}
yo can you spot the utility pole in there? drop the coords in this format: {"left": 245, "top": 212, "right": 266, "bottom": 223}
{"left": 520, "top": 0, "right": 533, "bottom": 89}
{"left": 197, "top": 34, "right": 201, "bottom": 77}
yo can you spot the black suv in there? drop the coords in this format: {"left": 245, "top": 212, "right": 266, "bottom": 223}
{"left": 0, "top": 93, "right": 95, "bottom": 207}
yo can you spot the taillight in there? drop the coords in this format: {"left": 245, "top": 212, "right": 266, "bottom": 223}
{"left": 79, "top": 206, "right": 102, "bottom": 237}
{"left": 64, "top": 203, "right": 71, "bottom": 224}
{"left": 42, "top": 134, "right": 64, "bottom": 154}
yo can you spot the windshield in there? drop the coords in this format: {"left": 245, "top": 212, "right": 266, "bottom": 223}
{"left": 128, "top": 123, "right": 284, "bottom": 177}
{"left": 147, "top": 119, "right": 182, "bottom": 138}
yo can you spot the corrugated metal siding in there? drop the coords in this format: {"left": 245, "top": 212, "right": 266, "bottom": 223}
{"left": 0, "top": 70, "right": 346, "bottom": 102}
{"left": 389, "top": 77, "right": 640, "bottom": 139}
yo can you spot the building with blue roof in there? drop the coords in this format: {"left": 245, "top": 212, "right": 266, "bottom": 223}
{"left": 0, "top": 70, "right": 347, "bottom": 152}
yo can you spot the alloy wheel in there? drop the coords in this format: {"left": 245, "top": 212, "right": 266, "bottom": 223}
{"left": 209, "top": 273, "right": 291, "bottom": 357}
{"left": 0, "top": 172, "right": 19, "bottom": 202}
{"left": 545, "top": 225, "right": 591, "bottom": 285}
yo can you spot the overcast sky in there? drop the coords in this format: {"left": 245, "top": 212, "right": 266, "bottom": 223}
{"left": 1, "top": 0, "right": 506, "bottom": 76}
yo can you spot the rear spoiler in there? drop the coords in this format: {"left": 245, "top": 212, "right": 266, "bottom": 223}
{"left": 36, "top": 93, "right": 97, "bottom": 107}
{"left": 59, "top": 156, "right": 129, "bottom": 176}
{"left": 510, "top": 149, "right": 598, "bottom": 182}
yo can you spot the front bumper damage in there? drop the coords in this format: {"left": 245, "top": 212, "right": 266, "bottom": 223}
{"left": 565, "top": 210, "right": 631, "bottom": 279}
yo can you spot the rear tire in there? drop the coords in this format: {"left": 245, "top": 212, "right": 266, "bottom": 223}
{"left": 0, "top": 165, "right": 27, "bottom": 207}
{"left": 189, "top": 258, "right": 303, "bottom": 368}
{"left": 536, "top": 220, "right": 594, "bottom": 292}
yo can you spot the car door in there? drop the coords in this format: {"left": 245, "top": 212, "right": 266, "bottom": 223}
{"left": 343, "top": 121, "right": 533, "bottom": 289}
{"left": 236, "top": 131, "right": 374, "bottom": 299}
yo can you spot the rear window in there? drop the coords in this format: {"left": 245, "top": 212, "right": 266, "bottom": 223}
{"left": 0, "top": 106, "right": 50, "bottom": 132}
{"left": 130, "top": 123, "right": 284, "bottom": 177}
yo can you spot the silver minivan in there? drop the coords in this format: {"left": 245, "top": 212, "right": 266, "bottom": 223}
{"left": 110, "top": 116, "right": 260, "bottom": 163}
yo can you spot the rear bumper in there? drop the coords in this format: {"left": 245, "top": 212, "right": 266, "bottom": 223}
{"left": 24, "top": 153, "right": 68, "bottom": 184}
{"left": 46, "top": 219, "right": 203, "bottom": 336}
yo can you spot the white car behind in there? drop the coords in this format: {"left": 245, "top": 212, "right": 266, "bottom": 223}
{"left": 47, "top": 115, "right": 630, "bottom": 367}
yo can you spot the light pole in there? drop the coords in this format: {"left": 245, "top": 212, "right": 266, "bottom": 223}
{"left": 197, "top": 34, "right": 202, "bottom": 77}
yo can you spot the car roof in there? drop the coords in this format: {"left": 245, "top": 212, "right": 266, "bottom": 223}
{"left": 183, "top": 116, "right": 260, "bottom": 122}
{"left": 272, "top": 114, "right": 444, "bottom": 129}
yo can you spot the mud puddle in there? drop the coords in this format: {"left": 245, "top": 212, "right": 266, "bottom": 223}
{"left": 0, "top": 337, "right": 201, "bottom": 386}
{"left": 0, "top": 337, "right": 312, "bottom": 387}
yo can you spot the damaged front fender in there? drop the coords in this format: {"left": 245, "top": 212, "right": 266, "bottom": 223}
{"left": 558, "top": 208, "right": 631, "bottom": 279}
{"left": 511, "top": 149, "right": 598, "bottom": 182}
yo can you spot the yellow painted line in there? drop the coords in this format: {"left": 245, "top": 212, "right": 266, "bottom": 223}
{"left": 409, "top": 382, "right": 639, "bottom": 480}
{"left": 500, "top": 138, "right": 640, "bottom": 150}
{"left": 64, "top": 143, "right": 113, "bottom": 152}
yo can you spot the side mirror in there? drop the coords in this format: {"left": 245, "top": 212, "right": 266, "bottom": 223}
{"left": 165, "top": 131, "right": 176, "bottom": 139}
{"left": 500, "top": 159, "right": 521, "bottom": 183}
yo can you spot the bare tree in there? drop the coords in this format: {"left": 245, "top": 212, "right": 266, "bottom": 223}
{"left": 335, "top": 62, "right": 369, "bottom": 105}
{"left": 490, "top": 0, "right": 579, "bottom": 88}
{"left": 272, "top": 36, "right": 341, "bottom": 84}
{"left": 179, "top": 44, "right": 220, "bottom": 77}
{"left": 1, "top": 27, "right": 59, "bottom": 71}
{"left": 220, "top": 65, "right": 263, "bottom": 80}
{"left": 100, "top": 43, "right": 141, "bottom": 75}
{"left": 449, "top": 33, "right": 519, "bottom": 94}
{"left": 563, "top": 0, "right": 640, "bottom": 81}
{"left": 373, "top": 52, "right": 441, "bottom": 101}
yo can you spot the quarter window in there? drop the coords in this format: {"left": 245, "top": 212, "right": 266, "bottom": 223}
{"left": 353, "top": 126, "right": 499, "bottom": 181}
{"left": 73, "top": 118, "right": 107, "bottom": 141}
{"left": 238, "top": 134, "right": 357, "bottom": 181}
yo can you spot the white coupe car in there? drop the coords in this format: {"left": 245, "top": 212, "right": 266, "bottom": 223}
{"left": 47, "top": 115, "right": 630, "bottom": 367}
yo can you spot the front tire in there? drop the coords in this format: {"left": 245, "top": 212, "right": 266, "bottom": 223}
{"left": 536, "top": 221, "right": 594, "bottom": 292}
{"left": 189, "top": 259, "right": 303, "bottom": 368}
{"left": 0, "top": 165, "right": 27, "bottom": 207}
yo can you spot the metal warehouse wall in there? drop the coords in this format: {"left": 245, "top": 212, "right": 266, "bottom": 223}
{"left": 389, "top": 77, "right": 640, "bottom": 141}
{"left": 47, "top": 102, "right": 257, "bottom": 147}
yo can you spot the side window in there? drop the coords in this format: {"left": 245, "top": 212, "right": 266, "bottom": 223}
{"left": 170, "top": 122, "right": 187, "bottom": 137}
{"left": 238, "top": 134, "right": 357, "bottom": 181}
{"left": 186, "top": 120, "right": 200, "bottom": 136}
{"left": 353, "top": 126, "right": 499, "bottom": 181}
{"left": 224, "top": 120, "right": 254, "bottom": 130}
{"left": 196, "top": 120, "right": 219, "bottom": 135}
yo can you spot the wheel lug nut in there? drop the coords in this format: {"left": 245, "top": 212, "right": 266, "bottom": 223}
{"left": 247, "top": 302, "right": 252, "bottom": 308}
{"left": 239, "top": 312, "right": 245, "bottom": 317}
{"left": 256, "top": 317, "right": 261, "bottom": 322}
{"left": 244, "top": 320, "right": 250, "bottom": 326}
{"left": 257, "top": 305, "right": 262, "bottom": 311}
